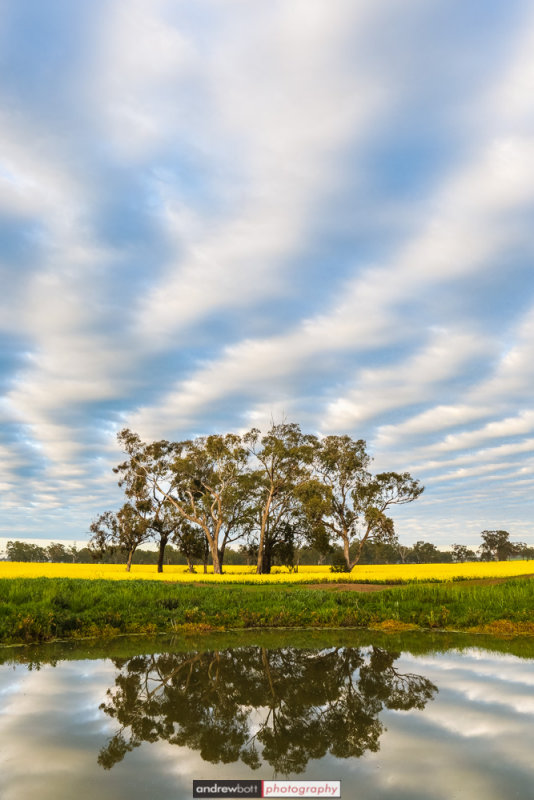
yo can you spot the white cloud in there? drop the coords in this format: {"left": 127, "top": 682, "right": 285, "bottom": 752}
{"left": 374, "top": 405, "right": 495, "bottom": 448}
{"left": 1, "top": 1, "right": 534, "bottom": 542}
{"left": 322, "top": 328, "right": 493, "bottom": 431}
{"left": 429, "top": 410, "right": 534, "bottom": 454}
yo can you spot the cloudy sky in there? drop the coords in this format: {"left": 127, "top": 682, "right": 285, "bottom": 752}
{"left": 1, "top": 0, "right": 534, "bottom": 548}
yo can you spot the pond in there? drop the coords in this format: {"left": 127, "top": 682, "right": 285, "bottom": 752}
{"left": 0, "top": 630, "right": 533, "bottom": 799}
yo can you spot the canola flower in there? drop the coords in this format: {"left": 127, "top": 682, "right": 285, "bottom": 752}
{"left": 0, "top": 561, "right": 532, "bottom": 584}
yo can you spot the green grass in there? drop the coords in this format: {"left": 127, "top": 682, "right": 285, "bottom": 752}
{"left": 0, "top": 576, "right": 533, "bottom": 644}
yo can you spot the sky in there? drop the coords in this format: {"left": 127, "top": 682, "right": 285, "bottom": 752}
{"left": 1, "top": 0, "right": 534, "bottom": 549}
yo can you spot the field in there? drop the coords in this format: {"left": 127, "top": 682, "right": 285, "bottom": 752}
{"left": 0, "top": 564, "right": 533, "bottom": 645}
{"left": 0, "top": 560, "right": 533, "bottom": 583}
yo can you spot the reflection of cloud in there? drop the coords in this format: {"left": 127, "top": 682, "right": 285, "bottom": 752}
{"left": 0, "top": 644, "right": 533, "bottom": 800}
{"left": 0, "top": 656, "right": 264, "bottom": 799}
{"left": 349, "top": 649, "right": 534, "bottom": 800}
{"left": 0, "top": 659, "right": 197, "bottom": 800}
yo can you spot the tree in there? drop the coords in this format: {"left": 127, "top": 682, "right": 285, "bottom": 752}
{"left": 411, "top": 541, "right": 441, "bottom": 564}
{"left": 310, "top": 434, "right": 423, "bottom": 571}
{"left": 170, "top": 433, "right": 253, "bottom": 574}
{"left": 397, "top": 543, "right": 411, "bottom": 564}
{"left": 516, "top": 543, "right": 534, "bottom": 559}
{"left": 6, "top": 540, "right": 47, "bottom": 562}
{"left": 113, "top": 431, "right": 175, "bottom": 573}
{"left": 306, "top": 435, "right": 369, "bottom": 572}
{"left": 244, "top": 422, "right": 318, "bottom": 574}
{"left": 116, "top": 429, "right": 252, "bottom": 574}
{"left": 213, "top": 468, "right": 257, "bottom": 570}
{"left": 46, "top": 542, "right": 71, "bottom": 563}
{"left": 478, "top": 530, "right": 518, "bottom": 562}
{"left": 88, "top": 505, "right": 152, "bottom": 571}
{"left": 171, "top": 517, "right": 206, "bottom": 573}
{"left": 357, "top": 540, "right": 402, "bottom": 565}
{"left": 451, "top": 544, "right": 477, "bottom": 563}
{"left": 352, "top": 473, "right": 424, "bottom": 569}
{"left": 71, "top": 546, "right": 95, "bottom": 563}
{"left": 149, "top": 501, "right": 185, "bottom": 574}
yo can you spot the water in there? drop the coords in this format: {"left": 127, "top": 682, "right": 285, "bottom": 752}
{"left": 0, "top": 630, "right": 533, "bottom": 799}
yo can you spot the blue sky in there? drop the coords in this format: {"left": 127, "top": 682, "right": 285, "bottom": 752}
{"left": 1, "top": 0, "right": 534, "bottom": 549}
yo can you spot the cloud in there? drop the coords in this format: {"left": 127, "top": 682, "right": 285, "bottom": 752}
{"left": 0, "top": 0, "right": 534, "bottom": 543}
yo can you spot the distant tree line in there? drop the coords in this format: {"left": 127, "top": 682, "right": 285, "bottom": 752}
{"left": 1, "top": 540, "right": 252, "bottom": 566}
{"left": 3, "top": 541, "right": 91, "bottom": 563}
{"left": 87, "top": 423, "right": 424, "bottom": 574}
{"left": 2, "top": 530, "right": 532, "bottom": 567}
{"left": 0, "top": 540, "right": 220, "bottom": 565}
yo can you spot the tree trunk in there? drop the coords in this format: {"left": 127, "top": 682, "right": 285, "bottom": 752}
{"left": 348, "top": 525, "right": 372, "bottom": 571}
{"left": 256, "top": 525, "right": 266, "bottom": 574}
{"left": 186, "top": 556, "right": 195, "bottom": 573}
{"left": 261, "top": 543, "right": 272, "bottom": 574}
{"left": 343, "top": 530, "right": 351, "bottom": 571}
{"left": 256, "top": 492, "right": 273, "bottom": 574}
{"left": 211, "top": 543, "right": 222, "bottom": 574}
{"left": 126, "top": 548, "right": 134, "bottom": 572}
{"left": 157, "top": 535, "right": 169, "bottom": 573}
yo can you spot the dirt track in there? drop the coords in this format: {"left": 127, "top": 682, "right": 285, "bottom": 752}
{"left": 303, "top": 583, "right": 394, "bottom": 592}
{"left": 168, "top": 573, "right": 534, "bottom": 592}
{"left": 303, "top": 573, "right": 534, "bottom": 592}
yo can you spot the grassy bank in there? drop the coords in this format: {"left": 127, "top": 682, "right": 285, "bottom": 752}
{"left": 0, "top": 576, "right": 533, "bottom": 644}
{"left": 3, "top": 627, "right": 534, "bottom": 666}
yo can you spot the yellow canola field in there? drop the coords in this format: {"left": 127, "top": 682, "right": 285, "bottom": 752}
{"left": 0, "top": 561, "right": 532, "bottom": 584}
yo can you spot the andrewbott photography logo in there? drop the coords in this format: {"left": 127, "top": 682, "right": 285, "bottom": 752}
{"left": 193, "top": 780, "right": 341, "bottom": 798}
{"left": 193, "top": 781, "right": 262, "bottom": 797}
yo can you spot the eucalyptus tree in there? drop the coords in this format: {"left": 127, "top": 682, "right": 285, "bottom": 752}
{"left": 150, "top": 501, "right": 202, "bottom": 573}
{"left": 6, "top": 540, "right": 47, "bottom": 562}
{"left": 46, "top": 542, "right": 72, "bottom": 563}
{"left": 88, "top": 504, "right": 152, "bottom": 572}
{"left": 411, "top": 540, "right": 443, "bottom": 564}
{"left": 112, "top": 434, "right": 178, "bottom": 572}
{"left": 244, "top": 422, "right": 319, "bottom": 574}
{"left": 451, "top": 544, "right": 477, "bottom": 563}
{"left": 310, "top": 435, "right": 424, "bottom": 571}
{"left": 171, "top": 518, "right": 206, "bottom": 573}
{"left": 478, "top": 530, "right": 520, "bottom": 561}
{"left": 279, "top": 478, "right": 332, "bottom": 571}
{"left": 116, "top": 428, "right": 251, "bottom": 574}
{"left": 307, "top": 434, "right": 369, "bottom": 571}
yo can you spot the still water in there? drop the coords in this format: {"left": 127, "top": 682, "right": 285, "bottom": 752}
{"left": 0, "top": 630, "right": 533, "bottom": 800}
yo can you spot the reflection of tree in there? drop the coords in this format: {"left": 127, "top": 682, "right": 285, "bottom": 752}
{"left": 98, "top": 645, "right": 437, "bottom": 773}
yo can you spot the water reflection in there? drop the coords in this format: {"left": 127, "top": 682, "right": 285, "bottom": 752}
{"left": 98, "top": 645, "right": 437, "bottom": 773}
